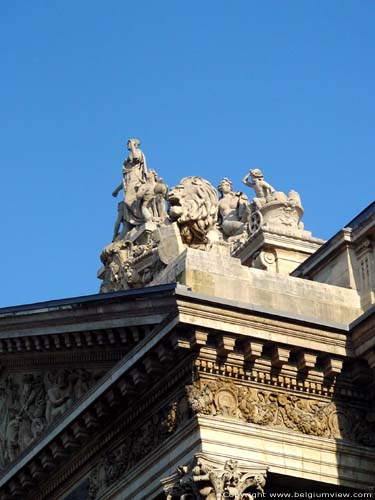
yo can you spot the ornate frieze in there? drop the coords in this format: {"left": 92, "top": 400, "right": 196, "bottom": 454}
{"left": 87, "top": 397, "right": 188, "bottom": 499}
{"left": 186, "top": 379, "right": 375, "bottom": 446}
{"left": 0, "top": 368, "right": 100, "bottom": 471}
{"left": 162, "top": 454, "right": 267, "bottom": 500}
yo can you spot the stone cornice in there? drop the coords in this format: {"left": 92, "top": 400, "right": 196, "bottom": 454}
{"left": 0, "top": 286, "right": 372, "bottom": 497}
{"left": 0, "top": 313, "right": 181, "bottom": 497}
{"left": 175, "top": 286, "right": 352, "bottom": 331}
{"left": 0, "top": 284, "right": 178, "bottom": 336}
{"left": 174, "top": 293, "right": 351, "bottom": 356}
{"left": 0, "top": 284, "right": 354, "bottom": 359}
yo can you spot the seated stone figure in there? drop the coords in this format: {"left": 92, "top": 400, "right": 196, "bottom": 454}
{"left": 242, "top": 169, "right": 277, "bottom": 209}
{"left": 242, "top": 168, "right": 304, "bottom": 234}
{"left": 217, "top": 178, "right": 250, "bottom": 238}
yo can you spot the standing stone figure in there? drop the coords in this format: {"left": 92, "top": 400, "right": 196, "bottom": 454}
{"left": 136, "top": 169, "right": 158, "bottom": 222}
{"left": 242, "top": 169, "right": 276, "bottom": 209}
{"left": 153, "top": 176, "right": 168, "bottom": 221}
{"left": 6, "top": 411, "right": 20, "bottom": 463}
{"left": 45, "top": 370, "right": 74, "bottom": 424}
{"left": 112, "top": 138, "right": 148, "bottom": 239}
{"left": 217, "top": 178, "right": 250, "bottom": 238}
{"left": 112, "top": 201, "right": 126, "bottom": 242}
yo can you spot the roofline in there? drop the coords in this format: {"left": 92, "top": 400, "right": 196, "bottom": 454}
{"left": 174, "top": 287, "right": 350, "bottom": 332}
{"left": 345, "top": 200, "right": 375, "bottom": 230}
{"left": 0, "top": 283, "right": 179, "bottom": 316}
{"left": 293, "top": 200, "right": 375, "bottom": 276}
{"left": 0, "top": 282, "right": 351, "bottom": 333}
{"left": 349, "top": 302, "right": 375, "bottom": 329}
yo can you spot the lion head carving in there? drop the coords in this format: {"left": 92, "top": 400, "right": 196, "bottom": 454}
{"left": 167, "top": 176, "right": 219, "bottom": 247}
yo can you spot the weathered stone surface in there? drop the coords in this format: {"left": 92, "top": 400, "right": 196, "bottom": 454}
{"left": 0, "top": 368, "right": 101, "bottom": 471}
{"left": 186, "top": 379, "right": 375, "bottom": 445}
{"left": 100, "top": 140, "right": 326, "bottom": 292}
{"left": 217, "top": 177, "right": 250, "bottom": 240}
{"left": 0, "top": 283, "right": 374, "bottom": 497}
{"left": 167, "top": 176, "right": 220, "bottom": 247}
{"left": 293, "top": 205, "right": 375, "bottom": 310}
{"left": 152, "top": 248, "right": 361, "bottom": 324}
{"left": 112, "top": 138, "right": 148, "bottom": 239}
{"left": 156, "top": 222, "right": 186, "bottom": 265}
{"left": 162, "top": 455, "right": 267, "bottom": 500}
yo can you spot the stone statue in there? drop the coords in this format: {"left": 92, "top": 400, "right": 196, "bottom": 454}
{"left": 45, "top": 370, "right": 74, "bottom": 424}
{"left": 112, "top": 201, "right": 126, "bottom": 242}
{"left": 112, "top": 138, "right": 148, "bottom": 238}
{"left": 99, "top": 240, "right": 134, "bottom": 292}
{"left": 168, "top": 176, "right": 219, "bottom": 247}
{"left": 242, "top": 169, "right": 276, "bottom": 209}
{"left": 112, "top": 168, "right": 168, "bottom": 238}
{"left": 217, "top": 178, "right": 250, "bottom": 238}
{"left": 136, "top": 169, "right": 158, "bottom": 222}
{"left": 99, "top": 143, "right": 312, "bottom": 293}
{"left": 153, "top": 176, "right": 168, "bottom": 221}
{"left": 241, "top": 168, "right": 305, "bottom": 236}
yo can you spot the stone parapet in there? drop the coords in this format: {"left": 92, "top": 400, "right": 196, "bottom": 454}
{"left": 152, "top": 248, "right": 362, "bottom": 325}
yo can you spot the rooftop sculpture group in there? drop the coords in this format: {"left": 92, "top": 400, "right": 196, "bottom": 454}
{"left": 98, "top": 138, "right": 307, "bottom": 292}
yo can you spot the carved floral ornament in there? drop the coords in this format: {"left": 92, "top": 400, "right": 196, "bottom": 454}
{"left": 161, "top": 454, "right": 267, "bottom": 500}
{"left": 99, "top": 139, "right": 307, "bottom": 292}
{"left": 186, "top": 379, "right": 375, "bottom": 446}
{"left": 85, "top": 379, "right": 374, "bottom": 500}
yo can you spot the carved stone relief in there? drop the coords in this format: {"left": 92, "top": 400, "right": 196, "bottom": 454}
{"left": 0, "top": 369, "right": 100, "bottom": 471}
{"left": 98, "top": 231, "right": 165, "bottom": 293}
{"left": 186, "top": 379, "right": 375, "bottom": 446}
{"left": 87, "top": 396, "right": 189, "bottom": 499}
{"left": 162, "top": 454, "right": 267, "bottom": 500}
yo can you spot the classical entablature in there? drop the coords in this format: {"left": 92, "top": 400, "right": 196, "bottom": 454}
{"left": 1, "top": 139, "right": 374, "bottom": 499}
{"left": 0, "top": 280, "right": 374, "bottom": 499}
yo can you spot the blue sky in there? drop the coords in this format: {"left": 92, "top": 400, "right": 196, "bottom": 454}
{"left": 1, "top": 1, "right": 374, "bottom": 307}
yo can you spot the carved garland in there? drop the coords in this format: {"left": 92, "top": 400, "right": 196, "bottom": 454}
{"left": 186, "top": 379, "right": 375, "bottom": 446}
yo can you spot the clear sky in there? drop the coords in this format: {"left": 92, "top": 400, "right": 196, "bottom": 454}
{"left": 1, "top": 1, "right": 374, "bottom": 307}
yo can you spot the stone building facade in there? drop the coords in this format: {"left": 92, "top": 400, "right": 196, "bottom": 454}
{"left": 0, "top": 140, "right": 374, "bottom": 499}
